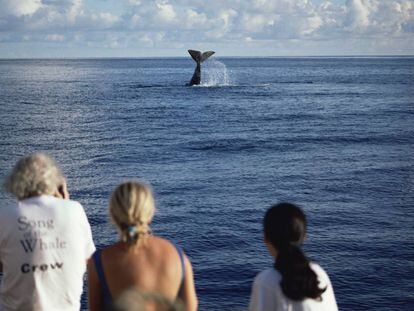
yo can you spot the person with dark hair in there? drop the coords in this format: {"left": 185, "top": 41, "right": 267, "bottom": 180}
{"left": 249, "top": 203, "right": 338, "bottom": 311}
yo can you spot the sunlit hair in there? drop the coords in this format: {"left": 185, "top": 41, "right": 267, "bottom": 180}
{"left": 5, "top": 153, "right": 64, "bottom": 200}
{"left": 109, "top": 181, "right": 155, "bottom": 247}
{"left": 113, "top": 289, "right": 184, "bottom": 311}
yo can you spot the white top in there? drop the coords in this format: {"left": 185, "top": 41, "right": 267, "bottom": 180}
{"left": 249, "top": 263, "right": 338, "bottom": 311}
{"left": 0, "top": 195, "right": 96, "bottom": 311}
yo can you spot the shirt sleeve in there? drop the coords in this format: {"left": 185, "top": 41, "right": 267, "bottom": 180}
{"left": 311, "top": 263, "right": 339, "bottom": 311}
{"left": 78, "top": 204, "right": 96, "bottom": 260}
{"left": 321, "top": 270, "right": 339, "bottom": 310}
{"left": 249, "top": 274, "right": 278, "bottom": 311}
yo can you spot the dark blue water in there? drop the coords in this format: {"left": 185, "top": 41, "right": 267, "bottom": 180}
{"left": 0, "top": 57, "right": 413, "bottom": 310}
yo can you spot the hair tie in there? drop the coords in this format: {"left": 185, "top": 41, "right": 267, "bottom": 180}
{"left": 126, "top": 225, "right": 138, "bottom": 241}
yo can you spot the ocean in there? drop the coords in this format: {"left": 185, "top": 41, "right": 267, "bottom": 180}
{"left": 0, "top": 57, "right": 413, "bottom": 310}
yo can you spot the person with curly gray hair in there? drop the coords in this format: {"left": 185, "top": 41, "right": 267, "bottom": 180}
{"left": 0, "top": 152, "right": 95, "bottom": 311}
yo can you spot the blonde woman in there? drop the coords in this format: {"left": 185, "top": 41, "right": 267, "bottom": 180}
{"left": 87, "top": 181, "right": 198, "bottom": 311}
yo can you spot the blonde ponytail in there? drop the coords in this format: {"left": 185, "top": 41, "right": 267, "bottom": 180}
{"left": 109, "top": 181, "right": 155, "bottom": 247}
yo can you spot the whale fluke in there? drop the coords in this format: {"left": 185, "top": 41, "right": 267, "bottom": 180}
{"left": 187, "top": 50, "right": 215, "bottom": 86}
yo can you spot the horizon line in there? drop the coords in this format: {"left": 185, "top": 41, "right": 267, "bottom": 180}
{"left": 1, "top": 54, "right": 414, "bottom": 60}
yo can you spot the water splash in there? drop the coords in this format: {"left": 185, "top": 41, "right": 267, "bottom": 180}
{"left": 202, "top": 59, "right": 232, "bottom": 86}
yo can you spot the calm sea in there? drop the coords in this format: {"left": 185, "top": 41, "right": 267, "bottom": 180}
{"left": 0, "top": 57, "right": 413, "bottom": 310}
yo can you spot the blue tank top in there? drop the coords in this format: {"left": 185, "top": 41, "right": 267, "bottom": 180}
{"left": 92, "top": 241, "right": 186, "bottom": 309}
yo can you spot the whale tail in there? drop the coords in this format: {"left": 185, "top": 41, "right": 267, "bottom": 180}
{"left": 188, "top": 50, "right": 215, "bottom": 64}
{"left": 187, "top": 50, "right": 215, "bottom": 86}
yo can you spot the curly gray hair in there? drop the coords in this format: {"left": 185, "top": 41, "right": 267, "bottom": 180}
{"left": 5, "top": 153, "right": 65, "bottom": 200}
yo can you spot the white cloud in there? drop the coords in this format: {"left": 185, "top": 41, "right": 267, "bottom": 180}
{"left": 344, "top": 0, "right": 372, "bottom": 30}
{"left": 155, "top": 2, "right": 176, "bottom": 23}
{"left": 45, "top": 34, "right": 65, "bottom": 41}
{"left": 74, "top": 33, "right": 83, "bottom": 41}
{"left": 91, "top": 12, "right": 120, "bottom": 27}
{"left": 242, "top": 13, "right": 269, "bottom": 32}
{"left": 0, "top": 0, "right": 413, "bottom": 56}
{"left": 183, "top": 9, "right": 208, "bottom": 28}
{"left": 140, "top": 34, "right": 152, "bottom": 44}
{"left": 341, "top": 0, "right": 414, "bottom": 36}
{"left": 109, "top": 40, "right": 119, "bottom": 48}
{"left": 0, "top": 0, "right": 43, "bottom": 17}
{"left": 67, "top": 0, "right": 83, "bottom": 23}
{"left": 219, "top": 9, "right": 237, "bottom": 30}
{"left": 130, "top": 14, "right": 141, "bottom": 27}
{"left": 128, "top": 0, "right": 141, "bottom": 6}
{"left": 301, "top": 15, "right": 323, "bottom": 35}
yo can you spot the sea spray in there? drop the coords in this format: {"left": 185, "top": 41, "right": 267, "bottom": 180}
{"left": 202, "top": 59, "right": 232, "bottom": 86}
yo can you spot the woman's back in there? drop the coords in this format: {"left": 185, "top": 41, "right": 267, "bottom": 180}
{"left": 99, "top": 236, "right": 183, "bottom": 300}
{"left": 249, "top": 263, "right": 337, "bottom": 311}
{"left": 249, "top": 203, "right": 338, "bottom": 311}
{"left": 87, "top": 181, "right": 197, "bottom": 311}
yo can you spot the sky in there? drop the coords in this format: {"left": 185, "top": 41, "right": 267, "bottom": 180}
{"left": 0, "top": 0, "right": 413, "bottom": 58}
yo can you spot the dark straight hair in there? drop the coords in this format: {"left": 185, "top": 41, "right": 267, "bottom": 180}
{"left": 264, "top": 202, "right": 326, "bottom": 301}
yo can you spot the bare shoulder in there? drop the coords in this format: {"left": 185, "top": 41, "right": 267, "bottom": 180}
{"left": 148, "top": 236, "right": 180, "bottom": 253}
{"left": 149, "top": 236, "right": 188, "bottom": 262}
{"left": 99, "top": 237, "right": 184, "bottom": 263}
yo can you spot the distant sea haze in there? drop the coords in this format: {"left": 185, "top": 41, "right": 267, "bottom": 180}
{"left": 0, "top": 57, "right": 413, "bottom": 310}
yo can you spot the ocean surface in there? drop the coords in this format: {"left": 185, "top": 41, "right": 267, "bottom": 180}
{"left": 0, "top": 57, "right": 413, "bottom": 310}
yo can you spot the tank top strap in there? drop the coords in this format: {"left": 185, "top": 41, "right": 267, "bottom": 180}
{"left": 92, "top": 249, "right": 112, "bottom": 305}
{"left": 171, "top": 241, "right": 186, "bottom": 288}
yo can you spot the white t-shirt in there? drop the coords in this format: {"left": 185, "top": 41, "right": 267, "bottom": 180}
{"left": 0, "top": 195, "right": 96, "bottom": 311}
{"left": 249, "top": 263, "right": 338, "bottom": 311}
